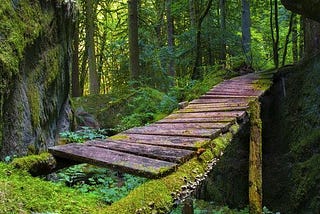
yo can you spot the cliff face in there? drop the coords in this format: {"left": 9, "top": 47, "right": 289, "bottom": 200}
{"left": 0, "top": 0, "right": 75, "bottom": 158}
{"left": 281, "top": 0, "right": 320, "bottom": 22}
{"left": 262, "top": 55, "right": 320, "bottom": 213}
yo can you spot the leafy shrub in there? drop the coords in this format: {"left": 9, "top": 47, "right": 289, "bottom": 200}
{"left": 56, "top": 164, "right": 148, "bottom": 204}
{"left": 115, "top": 87, "right": 179, "bottom": 131}
{"left": 59, "top": 126, "right": 106, "bottom": 143}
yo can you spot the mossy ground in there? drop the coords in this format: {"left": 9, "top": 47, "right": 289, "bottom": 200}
{"left": 0, "top": 162, "right": 107, "bottom": 214}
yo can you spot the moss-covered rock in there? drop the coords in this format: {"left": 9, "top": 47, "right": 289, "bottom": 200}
{"left": 262, "top": 53, "right": 320, "bottom": 212}
{"left": 10, "top": 153, "right": 57, "bottom": 176}
{"left": 0, "top": 0, "right": 75, "bottom": 159}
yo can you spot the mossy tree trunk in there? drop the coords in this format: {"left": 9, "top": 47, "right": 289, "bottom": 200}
{"left": 248, "top": 100, "right": 262, "bottom": 214}
{"left": 0, "top": 0, "right": 75, "bottom": 159}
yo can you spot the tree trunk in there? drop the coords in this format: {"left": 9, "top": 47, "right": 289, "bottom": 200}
{"left": 241, "top": 0, "right": 252, "bottom": 64}
{"left": 80, "top": 50, "right": 88, "bottom": 96}
{"left": 219, "top": 0, "right": 227, "bottom": 66}
{"left": 86, "top": 0, "right": 99, "bottom": 94}
{"left": 72, "top": 12, "right": 81, "bottom": 98}
{"left": 97, "top": 31, "right": 107, "bottom": 93}
{"left": 189, "top": 0, "right": 196, "bottom": 28}
{"left": 299, "top": 16, "right": 305, "bottom": 59}
{"left": 192, "top": 0, "right": 213, "bottom": 80}
{"left": 282, "top": 13, "right": 294, "bottom": 66}
{"left": 270, "top": 0, "right": 279, "bottom": 68}
{"left": 166, "top": 0, "right": 175, "bottom": 77}
{"left": 292, "top": 13, "right": 298, "bottom": 63}
{"left": 128, "top": 0, "right": 140, "bottom": 81}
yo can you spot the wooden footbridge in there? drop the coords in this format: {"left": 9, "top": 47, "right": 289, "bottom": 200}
{"left": 49, "top": 72, "right": 272, "bottom": 178}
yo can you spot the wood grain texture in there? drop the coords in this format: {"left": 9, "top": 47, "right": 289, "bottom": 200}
{"left": 49, "top": 143, "right": 177, "bottom": 178}
{"left": 85, "top": 140, "right": 195, "bottom": 163}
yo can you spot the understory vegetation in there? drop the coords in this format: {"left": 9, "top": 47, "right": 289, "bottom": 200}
{"left": 72, "top": 68, "right": 232, "bottom": 134}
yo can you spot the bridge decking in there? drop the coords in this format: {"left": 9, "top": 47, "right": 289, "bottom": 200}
{"left": 49, "top": 73, "right": 270, "bottom": 178}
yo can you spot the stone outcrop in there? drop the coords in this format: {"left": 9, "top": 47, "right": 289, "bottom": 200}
{"left": 281, "top": 0, "right": 320, "bottom": 22}
{"left": 0, "top": 0, "right": 75, "bottom": 158}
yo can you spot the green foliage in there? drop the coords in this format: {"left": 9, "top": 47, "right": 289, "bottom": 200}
{"left": 59, "top": 127, "right": 106, "bottom": 143}
{"left": 115, "top": 87, "right": 178, "bottom": 131}
{"left": 56, "top": 164, "right": 148, "bottom": 204}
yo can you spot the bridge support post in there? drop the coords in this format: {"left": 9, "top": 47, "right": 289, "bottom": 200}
{"left": 248, "top": 99, "right": 262, "bottom": 214}
{"left": 182, "top": 198, "right": 194, "bottom": 214}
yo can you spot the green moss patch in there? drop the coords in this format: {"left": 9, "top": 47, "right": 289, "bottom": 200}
{"left": 0, "top": 0, "right": 52, "bottom": 76}
{"left": 0, "top": 162, "right": 107, "bottom": 213}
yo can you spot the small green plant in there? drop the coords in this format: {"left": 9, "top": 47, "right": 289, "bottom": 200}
{"left": 55, "top": 164, "right": 148, "bottom": 204}
{"left": 59, "top": 126, "right": 107, "bottom": 143}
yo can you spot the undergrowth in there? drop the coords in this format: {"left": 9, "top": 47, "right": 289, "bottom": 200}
{"left": 55, "top": 164, "right": 148, "bottom": 205}
{"left": 72, "top": 67, "right": 234, "bottom": 133}
{"left": 59, "top": 126, "right": 107, "bottom": 143}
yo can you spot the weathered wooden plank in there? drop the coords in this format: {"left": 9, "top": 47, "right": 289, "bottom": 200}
{"left": 49, "top": 143, "right": 177, "bottom": 178}
{"left": 186, "top": 102, "right": 248, "bottom": 108}
{"left": 211, "top": 84, "right": 255, "bottom": 89}
{"left": 151, "top": 122, "right": 229, "bottom": 129}
{"left": 190, "top": 98, "right": 250, "bottom": 104}
{"left": 209, "top": 88, "right": 256, "bottom": 93}
{"left": 179, "top": 106, "right": 248, "bottom": 113}
{"left": 124, "top": 126, "right": 221, "bottom": 139}
{"left": 207, "top": 89, "right": 260, "bottom": 94}
{"left": 85, "top": 140, "right": 194, "bottom": 163}
{"left": 109, "top": 133, "right": 210, "bottom": 150}
{"left": 152, "top": 122, "right": 233, "bottom": 133}
{"left": 157, "top": 117, "right": 236, "bottom": 124}
{"left": 205, "top": 92, "right": 261, "bottom": 97}
{"left": 201, "top": 94, "right": 257, "bottom": 98}
{"left": 167, "top": 111, "right": 246, "bottom": 119}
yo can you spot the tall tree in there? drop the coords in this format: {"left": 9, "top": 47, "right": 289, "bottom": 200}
{"left": 291, "top": 13, "right": 298, "bottom": 63}
{"left": 282, "top": 13, "right": 294, "bottom": 66}
{"left": 270, "top": 0, "right": 279, "bottom": 68}
{"left": 299, "top": 16, "right": 304, "bottom": 59}
{"left": 166, "top": 0, "right": 175, "bottom": 77}
{"left": 219, "top": 0, "right": 227, "bottom": 66}
{"left": 192, "top": 0, "right": 214, "bottom": 79}
{"left": 72, "top": 10, "right": 81, "bottom": 97}
{"left": 85, "top": 0, "right": 100, "bottom": 94}
{"left": 241, "top": 0, "right": 251, "bottom": 64}
{"left": 128, "top": 0, "right": 140, "bottom": 80}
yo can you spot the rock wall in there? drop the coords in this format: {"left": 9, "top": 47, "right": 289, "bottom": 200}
{"left": 281, "top": 0, "right": 320, "bottom": 23}
{"left": 0, "top": 0, "right": 75, "bottom": 158}
{"left": 262, "top": 55, "right": 320, "bottom": 212}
